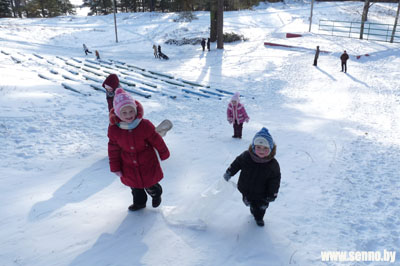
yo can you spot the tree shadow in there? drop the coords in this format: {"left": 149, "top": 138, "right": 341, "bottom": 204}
{"left": 195, "top": 43, "right": 224, "bottom": 88}
{"left": 69, "top": 212, "right": 155, "bottom": 266}
{"left": 28, "top": 158, "right": 114, "bottom": 221}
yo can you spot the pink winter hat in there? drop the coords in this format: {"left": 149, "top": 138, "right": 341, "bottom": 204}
{"left": 231, "top": 92, "right": 240, "bottom": 102}
{"left": 113, "top": 88, "right": 137, "bottom": 118}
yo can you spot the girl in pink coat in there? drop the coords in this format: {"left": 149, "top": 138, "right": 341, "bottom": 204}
{"left": 227, "top": 92, "right": 249, "bottom": 138}
{"left": 108, "top": 88, "right": 170, "bottom": 211}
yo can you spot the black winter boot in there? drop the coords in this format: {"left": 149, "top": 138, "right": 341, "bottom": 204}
{"left": 128, "top": 204, "right": 146, "bottom": 211}
{"left": 152, "top": 196, "right": 162, "bottom": 208}
{"left": 145, "top": 183, "right": 163, "bottom": 208}
{"left": 255, "top": 219, "right": 264, "bottom": 227}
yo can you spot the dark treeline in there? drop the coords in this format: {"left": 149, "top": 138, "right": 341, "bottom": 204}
{"left": 1, "top": 0, "right": 399, "bottom": 18}
{"left": 0, "top": 0, "right": 75, "bottom": 17}
{"left": 0, "top": 0, "right": 273, "bottom": 18}
{"left": 83, "top": 0, "right": 275, "bottom": 16}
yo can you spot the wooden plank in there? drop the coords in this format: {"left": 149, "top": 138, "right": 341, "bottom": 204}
{"left": 71, "top": 57, "right": 82, "bottom": 63}
{"left": 148, "top": 70, "right": 174, "bottom": 79}
{"left": 124, "top": 87, "right": 152, "bottom": 99}
{"left": 33, "top": 53, "right": 44, "bottom": 59}
{"left": 61, "top": 83, "right": 89, "bottom": 95}
{"left": 38, "top": 73, "right": 51, "bottom": 80}
{"left": 182, "top": 88, "right": 210, "bottom": 98}
{"left": 82, "top": 74, "right": 103, "bottom": 83}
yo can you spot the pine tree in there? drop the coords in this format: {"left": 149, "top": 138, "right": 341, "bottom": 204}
{"left": 0, "top": 0, "right": 12, "bottom": 17}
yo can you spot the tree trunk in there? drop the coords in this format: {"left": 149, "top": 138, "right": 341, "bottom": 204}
{"left": 39, "top": 0, "right": 45, "bottom": 17}
{"left": 10, "top": 0, "right": 16, "bottom": 17}
{"left": 391, "top": 0, "right": 400, "bottom": 43}
{"left": 217, "top": 0, "right": 223, "bottom": 49}
{"left": 210, "top": 0, "right": 217, "bottom": 42}
{"left": 150, "top": 0, "right": 154, "bottom": 12}
{"left": 309, "top": 0, "right": 314, "bottom": 32}
{"left": 360, "top": 0, "right": 370, "bottom": 40}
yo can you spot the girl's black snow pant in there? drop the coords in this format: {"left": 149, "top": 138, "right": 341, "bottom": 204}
{"left": 131, "top": 183, "right": 162, "bottom": 205}
{"left": 233, "top": 122, "right": 243, "bottom": 138}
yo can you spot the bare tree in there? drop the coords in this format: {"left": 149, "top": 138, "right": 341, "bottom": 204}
{"left": 360, "top": 0, "right": 372, "bottom": 40}
{"left": 391, "top": 0, "right": 400, "bottom": 43}
{"left": 210, "top": 0, "right": 217, "bottom": 42}
{"left": 217, "top": 0, "right": 223, "bottom": 49}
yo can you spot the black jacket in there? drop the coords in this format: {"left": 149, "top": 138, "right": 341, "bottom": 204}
{"left": 340, "top": 53, "right": 349, "bottom": 62}
{"left": 227, "top": 147, "right": 281, "bottom": 200}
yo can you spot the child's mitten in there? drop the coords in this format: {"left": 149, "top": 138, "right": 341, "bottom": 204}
{"left": 223, "top": 171, "right": 232, "bottom": 181}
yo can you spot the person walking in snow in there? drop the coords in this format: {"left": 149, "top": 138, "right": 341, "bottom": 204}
{"left": 313, "top": 46, "right": 320, "bottom": 66}
{"left": 223, "top": 127, "right": 281, "bottom": 227}
{"left": 102, "top": 74, "right": 120, "bottom": 111}
{"left": 340, "top": 50, "right": 349, "bottom": 73}
{"left": 158, "top": 45, "right": 162, "bottom": 57}
{"left": 201, "top": 38, "right": 206, "bottom": 51}
{"left": 153, "top": 44, "right": 159, "bottom": 58}
{"left": 108, "top": 88, "right": 170, "bottom": 211}
{"left": 83, "top": 44, "right": 92, "bottom": 55}
{"left": 227, "top": 92, "right": 249, "bottom": 139}
{"left": 95, "top": 50, "right": 100, "bottom": 60}
{"left": 207, "top": 38, "right": 210, "bottom": 51}
{"left": 157, "top": 45, "right": 169, "bottom": 60}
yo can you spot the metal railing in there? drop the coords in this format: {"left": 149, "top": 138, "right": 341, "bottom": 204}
{"left": 318, "top": 20, "right": 400, "bottom": 43}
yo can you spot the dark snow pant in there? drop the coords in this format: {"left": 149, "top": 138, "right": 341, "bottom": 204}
{"left": 341, "top": 61, "right": 347, "bottom": 72}
{"left": 242, "top": 195, "right": 269, "bottom": 221}
{"left": 233, "top": 122, "right": 243, "bottom": 138}
{"left": 131, "top": 183, "right": 162, "bottom": 205}
{"left": 313, "top": 58, "right": 318, "bottom": 66}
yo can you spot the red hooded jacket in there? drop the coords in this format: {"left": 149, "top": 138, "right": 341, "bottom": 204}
{"left": 107, "top": 102, "right": 170, "bottom": 188}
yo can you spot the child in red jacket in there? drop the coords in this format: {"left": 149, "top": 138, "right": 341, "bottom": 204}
{"left": 102, "top": 74, "right": 120, "bottom": 111}
{"left": 108, "top": 88, "right": 170, "bottom": 211}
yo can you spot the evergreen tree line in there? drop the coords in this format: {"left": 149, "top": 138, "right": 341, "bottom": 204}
{"left": 0, "top": 0, "right": 75, "bottom": 17}
{"left": 0, "top": 0, "right": 271, "bottom": 18}
{"left": 84, "top": 0, "right": 271, "bottom": 16}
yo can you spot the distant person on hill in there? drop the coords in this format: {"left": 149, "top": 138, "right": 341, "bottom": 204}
{"left": 153, "top": 45, "right": 159, "bottom": 58}
{"left": 102, "top": 74, "right": 120, "bottom": 111}
{"left": 207, "top": 38, "right": 210, "bottom": 51}
{"left": 201, "top": 38, "right": 206, "bottom": 51}
{"left": 313, "top": 46, "right": 320, "bottom": 66}
{"left": 227, "top": 92, "right": 249, "bottom": 139}
{"left": 83, "top": 44, "right": 92, "bottom": 55}
{"left": 340, "top": 50, "right": 349, "bottom": 73}
{"left": 107, "top": 88, "right": 170, "bottom": 211}
{"left": 158, "top": 45, "right": 162, "bottom": 57}
{"left": 157, "top": 45, "right": 169, "bottom": 60}
{"left": 223, "top": 127, "right": 281, "bottom": 227}
{"left": 95, "top": 50, "right": 100, "bottom": 60}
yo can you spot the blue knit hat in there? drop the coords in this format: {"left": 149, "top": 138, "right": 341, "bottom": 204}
{"left": 252, "top": 127, "right": 274, "bottom": 152}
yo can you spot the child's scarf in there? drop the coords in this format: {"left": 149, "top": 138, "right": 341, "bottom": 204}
{"left": 117, "top": 118, "right": 142, "bottom": 130}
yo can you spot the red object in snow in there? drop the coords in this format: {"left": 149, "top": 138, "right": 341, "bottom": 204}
{"left": 286, "top": 33, "right": 302, "bottom": 38}
{"left": 264, "top": 42, "right": 294, "bottom": 48}
{"left": 356, "top": 54, "right": 370, "bottom": 60}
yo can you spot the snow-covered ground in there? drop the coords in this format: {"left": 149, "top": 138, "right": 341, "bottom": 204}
{"left": 1, "top": 1, "right": 399, "bottom": 265}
